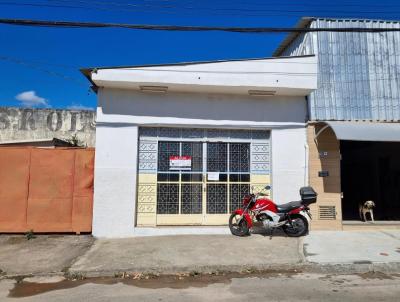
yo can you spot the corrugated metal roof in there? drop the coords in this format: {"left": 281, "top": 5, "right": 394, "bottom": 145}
{"left": 273, "top": 17, "right": 314, "bottom": 57}
{"left": 275, "top": 17, "right": 400, "bottom": 121}
{"left": 274, "top": 17, "right": 400, "bottom": 56}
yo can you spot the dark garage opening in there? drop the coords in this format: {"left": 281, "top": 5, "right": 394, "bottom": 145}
{"left": 341, "top": 141, "right": 400, "bottom": 221}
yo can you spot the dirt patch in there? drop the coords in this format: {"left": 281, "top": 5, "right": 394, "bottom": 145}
{"left": 356, "top": 271, "right": 394, "bottom": 280}
{"left": 6, "top": 237, "right": 26, "bottom": 245}
{"left": 318, "top": 274, "right": 349, "bottom": 285}
{"left": 8, "top": 269, "right": 300, "bottom": 298}
{"left": 318, "top": 274, "right": 332, "bottom": 281}
{"left": 353, "top": 260, "right": 372, "bottom": 264}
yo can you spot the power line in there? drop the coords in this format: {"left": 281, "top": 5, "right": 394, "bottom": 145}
{"left": 1, "top": 18, "right": 400, "bottom": 33}
{"left": 51, "top": 0, "right": 400, "bottom": 13}
{"left": 0, "top": 55, "right": 87, "bottom": 86}
{"left": 0, "top": 1, "right": 160, "bottom": 15}
{"left": 0, "top": 54, "right": 77, "bottom": 69}
{"left": 44, "top": 0, "right": 400, "bottom": 12}
{"left": 3, "top": 1, "right": 400, "bottom": 18}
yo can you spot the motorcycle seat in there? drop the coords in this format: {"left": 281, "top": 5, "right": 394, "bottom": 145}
{"left": 276, "top": 200, "right": 303, "bottom": 213}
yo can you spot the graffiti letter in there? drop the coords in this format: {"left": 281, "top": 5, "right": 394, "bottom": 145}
{"left": 79, "top": 111, "right": 96, "bottom": 131}
{"left": 20, "top": 109, "right": 36, "bottom": 130}
{"left": 47, "top": 111, "right": 62, "bottom": 131}
{"left": 69, "top": 112, "right": 80, "bottom": 131}
{"left": 0, "top": 112, "right": 10, "bottom": 130}
{"left": 87, "top": 112, "right": 96, "bottom": 130}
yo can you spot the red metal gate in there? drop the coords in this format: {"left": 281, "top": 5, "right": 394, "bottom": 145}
{"left": 0, "top": 147, "right": 94, "bottom": 233}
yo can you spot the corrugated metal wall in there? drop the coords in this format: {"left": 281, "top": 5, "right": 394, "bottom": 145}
{"left": 281, "top": 18, "right": 400, "bottom": 121}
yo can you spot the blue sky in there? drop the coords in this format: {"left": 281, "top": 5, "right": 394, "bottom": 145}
{"left": 0, "top": 0, "right": 399, "bottom": 110}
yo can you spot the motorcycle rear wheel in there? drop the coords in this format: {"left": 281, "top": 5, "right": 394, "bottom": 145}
{"left": 229, "top": 213, "right": 250, "bottom": 236}
{"left": 282, "top": 214, "right": 308, "bottom": 237}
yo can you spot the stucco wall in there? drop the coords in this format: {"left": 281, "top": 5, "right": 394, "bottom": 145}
{"left": 93, "top": 88, "right": 308, "bottom": 237}
{"left": 92, "top": 123, "right": 138, "bottom": 237}
{"left": 0, "top": 107, "right": 96, "bottom": 147}
{"left": 98, "top": 88, "right": 307, "bottom": 126}
{"left": 271, "top": 127, "right": 308, "bottom": 204}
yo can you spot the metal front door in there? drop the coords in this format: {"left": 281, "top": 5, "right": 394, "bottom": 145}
{"left": 156, "top": 141, "right": 250, "bottom": 225}
{"left": 203, "top": 142, "right": 250, "bottom": 224}
{"left": 156, "top": 141, "right": 203, "bottom": 225}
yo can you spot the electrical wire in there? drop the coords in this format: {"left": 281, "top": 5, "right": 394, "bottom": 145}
{"left": 1, "top": 18, "right": 400, "bottom": 33}
{"left": 0, "top": 54, "right": 77, "bottom": 69}
{"left": 2, "top": 1, "right": 400, "bottom": 17}
{"left": 51, "top": 0, "right": 400, "bottom": 11}
{"left": 0, "top": 55, "right": 88, "bottom": 86}
{"left": 51, "top": 0, "right": 400, "bottom": 12}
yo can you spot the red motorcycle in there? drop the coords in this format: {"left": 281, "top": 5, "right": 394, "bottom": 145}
{"left": 229, "top": 186, "right": 317, "bottom": 237}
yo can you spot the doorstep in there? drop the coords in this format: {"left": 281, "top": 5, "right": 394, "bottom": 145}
{"left": 133, "top": 226, "right": 231, "bottom": 237}
{"left": 342, "top": 221, "right": 400, "bottom": 231}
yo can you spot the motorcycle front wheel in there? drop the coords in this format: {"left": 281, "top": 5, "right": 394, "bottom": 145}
{"left": 229, "top": 213, "right": 250, "bottom": 236}
{"left": 282, "top": 214, "right": 309, "bottom": 237}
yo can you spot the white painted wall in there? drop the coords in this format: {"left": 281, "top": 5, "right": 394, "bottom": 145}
{"left": 97, "top": 88, "right": 307, "bottom": 126}
{"left": 93, "top": 88, "right": 308, "bottom": 237}
{"left": 92, "top": 119, "right": 138, "bottom": 237}
{"left": 271, "top": 127, "right": 307, "bottom": 205}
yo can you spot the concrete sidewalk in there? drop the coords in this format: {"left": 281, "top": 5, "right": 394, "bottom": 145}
{"left": 1, "top": 231, "right": 400, "bottom": 278}
{"left": 304, "top": 230, "right": 400, "bottom": 264}
{"left": 0, "top": 235, "right": 94, "bottom": 276}
{"left": 70, "top": 234, "right": 303, "bottom": 276}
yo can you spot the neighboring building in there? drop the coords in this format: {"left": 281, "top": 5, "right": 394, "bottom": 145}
{"left": 275, "top": 17, "right": 400, "bottom": 229}
{"left": 0, "top": 107, "right": 96, "bottom": 147}
{"left": 82, "top": 56, "right": 317, "bottom": 237}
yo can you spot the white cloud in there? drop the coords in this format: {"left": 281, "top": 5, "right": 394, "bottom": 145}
{"left": 15, "top": 90, "right": 49, "bottom": 107}
{"left": 67, "top": 103, "right": 95, "bottom": 111}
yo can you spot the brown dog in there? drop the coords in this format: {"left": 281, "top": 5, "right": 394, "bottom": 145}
{"left": 359, "top": 200, "right": 375, "bottom": 222}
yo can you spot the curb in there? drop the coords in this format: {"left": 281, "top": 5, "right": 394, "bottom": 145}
{"left": 65, "top": 261, "right": 400, "bottom": 278}
{"left": 3, "top": 261, "right": 400, "bottom": 279}
{"left": 302, "top": 261, "right": 400, "bottom": 274}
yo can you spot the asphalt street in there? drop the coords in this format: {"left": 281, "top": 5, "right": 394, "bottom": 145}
{"left": 0, "top": 272, "right": 399, "bottom": 302}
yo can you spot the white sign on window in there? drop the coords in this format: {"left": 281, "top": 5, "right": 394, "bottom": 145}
{"left": 207, "top": 172, "right": 220, "bottom": 181}
{"left": 169, "top": 156, "right": 192, "bottom": 170}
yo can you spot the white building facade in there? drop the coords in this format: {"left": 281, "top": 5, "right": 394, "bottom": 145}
{"left": 82, "top": 56, "right": 318, "bottom": 237}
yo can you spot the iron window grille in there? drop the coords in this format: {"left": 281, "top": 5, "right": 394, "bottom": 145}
{"left": 157, "top": 141, "right": 251, "bottom": 215}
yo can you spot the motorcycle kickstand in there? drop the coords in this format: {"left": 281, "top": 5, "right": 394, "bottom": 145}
{"left": 269, "top": 227, "right": 274, "bottom": 240}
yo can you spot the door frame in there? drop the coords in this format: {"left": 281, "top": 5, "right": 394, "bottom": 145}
{"left": 136, "top": 127, "right": 272, "bottom": 227}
